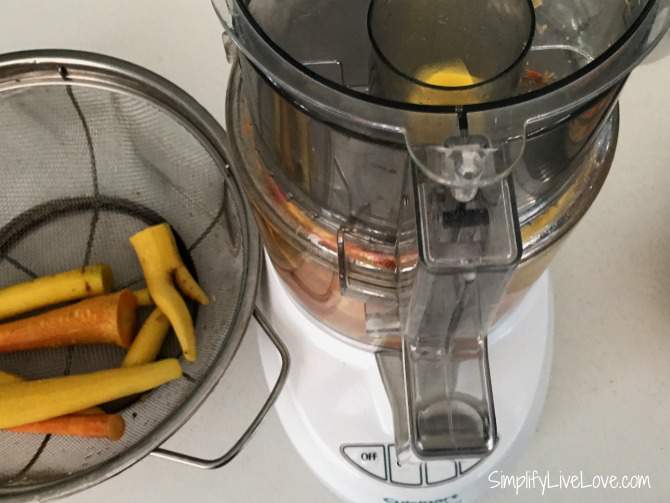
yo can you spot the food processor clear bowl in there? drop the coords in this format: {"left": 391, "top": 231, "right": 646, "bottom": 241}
{"left": 226, "top": 65, "right": 620, "bottom": 347}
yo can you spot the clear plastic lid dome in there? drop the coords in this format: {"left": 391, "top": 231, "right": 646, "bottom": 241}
{"left": 216, "top": 0, "right": 670, "bottom": 188}
{"left": 221, "top": 0, "right": 662, "bottom": 101}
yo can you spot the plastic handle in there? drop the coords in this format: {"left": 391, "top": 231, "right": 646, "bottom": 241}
{"left": 398, "top": 268, "right": 502, "bottom": 461}
{"left": 151, "top": 308, "right": 290, "bottom": 469}
{"left": 392, "top": 163, "right": 521, "bottom": 463}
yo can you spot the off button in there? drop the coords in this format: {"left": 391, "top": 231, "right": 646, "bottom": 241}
{"left": 342, "top": 445, "right": 387, "bottom": 481}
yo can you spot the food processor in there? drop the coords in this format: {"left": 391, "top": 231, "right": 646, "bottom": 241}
{"left": 213, "top": 0, "right": 670, "bottom": 501}
{"left": 0, "top": 1, "right": 668, "bottom": 502}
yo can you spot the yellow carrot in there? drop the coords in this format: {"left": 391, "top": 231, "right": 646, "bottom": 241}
{"left": 122, "top": 308, "right": 171, "bottom": 367}
{"left": 0, "top": 370, "right": 102, "bottom": 414}
{"left": 130, "top": 224, "right": 209, "bottom": 362}
{"left": 0, "top": 371, "right": 21, "bottom": 385}
{"left": 133, "top": 288, "right": 153, "bottom": 306}
{"left": 0, "top": 359, "right": 182, "bottom": 429}
{"left": 0, "top": 265, "right": 113, "bottom": 321}
{"left": 0, "top": 370, "right": 20, "bottom": 385}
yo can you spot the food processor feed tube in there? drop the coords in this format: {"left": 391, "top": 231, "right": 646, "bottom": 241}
{"left": 368, "top": 0, "right": 535, "bottom": 106}
{"left": 216, "top": 0, "right": 670, "bottom": 472}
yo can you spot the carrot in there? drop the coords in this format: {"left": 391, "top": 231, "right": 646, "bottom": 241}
{"left": 122, "top": 308, "right": 171, "bottom": 367}
{"left": 8, "top": 414, "right": 125, "bottom": 440}
{"left": 0, "top": 265, "right": 113, "bottom": 321}
{"left": 133, "top": 288, "right": 153, "bottom": 306}
{"left": 0, "top": 290, "right": 137, "bottom": 353}
{"left": 130, "top": 224, "right": 209, "bottom": 362}
{"left": 0, "top": 370, "right": 102, "bottom": 415}
{"left": 0, "top": 370, "right": 122, "bottom": 439}
{"left": 0, "top": 359, "right": 182, "bottom": 429}
{"left": 0, "top": 370, "right": 21, "bottom": 385}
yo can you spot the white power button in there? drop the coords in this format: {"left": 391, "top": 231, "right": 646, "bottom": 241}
{"left": 388, "top": 446, "right": 422, "bottom": 486}
{"left": 342, "top": 445, "right": 387, "bottom": 481}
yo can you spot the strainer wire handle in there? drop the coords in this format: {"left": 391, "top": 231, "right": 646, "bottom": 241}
{"left": 150, "top": 307, "right": 289, "bottom": 469}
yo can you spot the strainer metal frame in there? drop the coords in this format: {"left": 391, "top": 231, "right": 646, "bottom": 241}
{"left": 0, "top": 50, "right": 287, "bottom": 502}
{"left": 152, "top": 308, "right": 289, "bottom": 469}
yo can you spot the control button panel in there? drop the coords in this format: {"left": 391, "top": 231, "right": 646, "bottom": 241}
{"left": 342, "top": 445, "right": 387, "bottom": 481}
{"left": 341, "top": 444, "right": 481, "bottom": 487}
{"left": 425, "top": 460, "right": 457, "bottom": 485}
{"left": 459, "top": 458, "right": 482, "bottom": 475}
{"left": 388, "top": 445, "right": 422, "bottom": 486}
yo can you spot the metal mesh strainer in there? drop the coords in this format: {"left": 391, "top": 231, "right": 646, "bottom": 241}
{"left": 0, "top": 51, "right": 263, "bottom": 500}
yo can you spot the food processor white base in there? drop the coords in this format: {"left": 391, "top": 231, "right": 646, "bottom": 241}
{"left": 256, "top": 257, "right": 554, "bottom": 503}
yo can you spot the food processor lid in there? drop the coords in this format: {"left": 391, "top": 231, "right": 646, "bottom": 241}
{"left": 221, "top": 0, "right": 665, "bottom": 109}
{"left": 218, "top": 0, "right": 669, "bottom": 189}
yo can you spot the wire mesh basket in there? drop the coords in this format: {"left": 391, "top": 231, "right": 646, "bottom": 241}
{"left": 0, "top": 51, "right": 268, "bottom": 501}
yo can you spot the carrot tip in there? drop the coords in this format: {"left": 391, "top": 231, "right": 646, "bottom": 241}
{"left": 109, "top": 415, "right": 126, "bottom": 441}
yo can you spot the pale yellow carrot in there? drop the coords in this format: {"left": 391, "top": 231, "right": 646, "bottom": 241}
{"left": 0, "top": 359, "right": 182, "bottom": 429}
{"left": 130, "top": 224, "right": 209, "bottom": 362}
{"left": 122, "top": 308, "right": 171, "bottom": 367}
{"left": 133, "top": 288, "right": 153, "bottom": 306}
{"left": 0, "top": 265, "right": 113, "bottom": 321}
{"left": 0, "top": 370, "right": 21, "bottom": 385}
{"left": 0, "top": 370, "right": 102, "bottom": 414}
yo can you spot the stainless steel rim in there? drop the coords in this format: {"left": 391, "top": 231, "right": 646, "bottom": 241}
{"left": 0, "top": 50, "right": 262, "bottom": 502}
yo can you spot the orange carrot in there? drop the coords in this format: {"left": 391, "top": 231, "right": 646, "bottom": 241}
{"left": 8, "top": 414, "right": 125, "bottom": 440}
{"left": 0, "top": 290, "right": 137, "bottom": 353}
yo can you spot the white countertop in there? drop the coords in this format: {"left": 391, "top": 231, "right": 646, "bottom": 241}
{"left": 2, "top": 1, "right": 670, "bottom": 502}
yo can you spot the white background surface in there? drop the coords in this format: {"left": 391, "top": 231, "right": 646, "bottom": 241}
{"left": 1, "top": 1, "right": 670, "bottom": 502}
